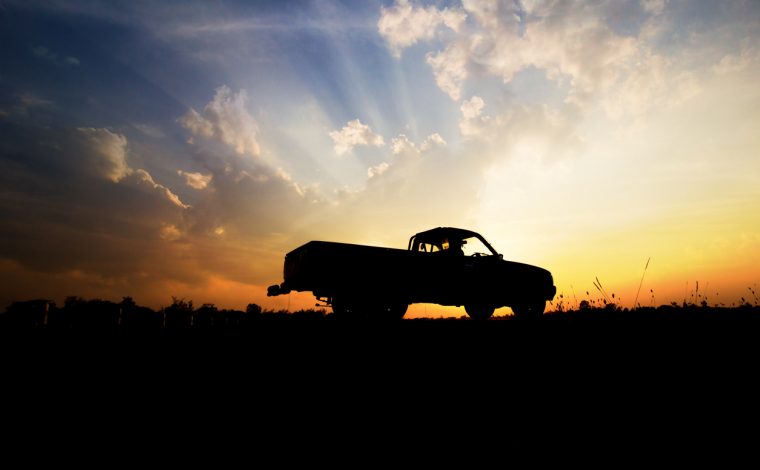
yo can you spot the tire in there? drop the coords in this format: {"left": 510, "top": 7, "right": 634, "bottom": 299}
{"left": 332, "top": 298, "right": 407, "bottom": 320}
{"left": 331, "top": 297, "right": 359, "bottom": 319}
{"left": 511, "top": 301, "right": 545, "bottom": 320}
{"left": 374, "top": 303, "right": 408, "bottom": 320}
{"left": 465, "top": 304, "right": 495, "bottom": 320}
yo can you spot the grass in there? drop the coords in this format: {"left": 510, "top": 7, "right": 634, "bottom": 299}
{"left": 2, "top": 288, "right": 759, "bottom": 328}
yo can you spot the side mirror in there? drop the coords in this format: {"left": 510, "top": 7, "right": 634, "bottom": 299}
{"left": 499, "top": 254, "right": 503, "bottom": 260}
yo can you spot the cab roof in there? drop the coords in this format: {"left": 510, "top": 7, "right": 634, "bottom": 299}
{"left": 410, "top": 227, "right": 481, "bottom": 243}
{"left": 408, "top": 227, "right": 499, "bottom": 255}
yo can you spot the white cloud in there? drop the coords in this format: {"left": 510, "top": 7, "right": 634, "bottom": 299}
{"left": 368, "top": 162, "right": 390, "bottom": 179}
{"left": 378, "top": 0, "right": 466, "bottom": 57}
{"left": 389, "top": 1, "right": 698, "bottom": 121}
{"left": 391, "top": 134, "right": 418, "bottom": 156}
{"left": 420, "top": 132, "right": 447, "bottom": 151}
{"left": 367, "top": 132, "right": 445, "bottom": 181}
{"left": 130, "top": 169, "right": 190, "bottom": 209}
{"left": 471, "top": 5, "right": 639, "bottom": 105}
{"left": 133, "top": 123, "right": 165, "bottom": 139}
{"left": 603, "top": 53, "right": 700, "bottom": 119}
{"left": 460, "top": 95, "right": 485, "bottom": 119}
{"left": 328, "top": 119, "right": 385, "bottom": 155}
{"left": 178, "top": 85, "right": 260, "bottom": 157}
{"left": 391, "top": 132, "right": 447, "bottom": 156}
{"left": 178, "top": 170, "right": 213, "bottom": 190}
{"left": 459, "top": 96, "right": 490, "bottom": 137}
{"left": 426, "top": 44, "right": 468, "bottom": 100}
{"left": 77, "top": 127, "right": 131, "bottom": 182}
{"left": 77, "top": 127, "right": 189, "bottom": 208}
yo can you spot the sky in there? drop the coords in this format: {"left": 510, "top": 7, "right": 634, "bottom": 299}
{"left": 1, "top": 0, "right": 759, "bottom": 316}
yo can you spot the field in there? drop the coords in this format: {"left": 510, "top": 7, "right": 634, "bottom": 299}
{"left": 3, "top": 294, "right": 759, "bottom": 329}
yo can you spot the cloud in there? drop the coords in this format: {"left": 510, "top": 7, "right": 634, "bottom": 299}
{"left": 457, "top": 95, "right": 581, "bottom": 163}
{"left": 426, "top": 43, "right": 468, "bottom": 100}
{"left": 464, "top": 1, "right": 640, "bottom": 107}
{"left": 76, "top": 127, "right": 131, "bottom": 182}
{"left": 391, "top": 134, "right": 418, "bottom": 156}
{"left": 133, "top": 123, "right": 166, "bottom": 139}
{"left": 713, "top": 44, "right": 760, "bottom": 75}
{"left": 178, "top": 85, "right": 260, "bottom": 157}
{"left": 19, "top": 93, "right": 53, "bottom": 108}
{"left": 390, "top": 132, "right": 447, "bottom": 157}
{"left": 160, "top": 224, "right": 183, "bottom": 242}
{"left": 459, "top": 96, "right": 490, "bottom": 137}
{"left": 32, "top": 45, "right": 80, "bottom": 66}
{"left": 368, "top": 132, "right": 446, "bottom": 180}
{"left": 76, "top": 127, "right": 189, "bottom": 208}
{"left": 420, "top": 132, "right": 447, "bottom": 151}
{"left": 128, "top": 169, "right": 190, "bottom": 209}
{"left": 0, "top": 124, "right": 195, "bottom": 302}
{"left": 460, "top": 95, "right": 484, "bottom": 119}
{"left": 602, "top": 53, "right": 700, "bottom": 119}
{"left": 640, "top": 0, "right": 667, "bottom": 16}
{"left": 368, "top": 162, "right": 390, "bottom": 179}
{"left": 385, "top": 0, "right": 701, "bottom": 123}
{"left": 378, "top": 0, "right": 466, "bottom": 57}
{"left": 8, "top": 93, "right": 55, "bottom": 118}
{"left": 328, "top": 119, "right": 385, "bottom": 155}
{"left": 178, "top": 170, "right": 212, "bottom": 190}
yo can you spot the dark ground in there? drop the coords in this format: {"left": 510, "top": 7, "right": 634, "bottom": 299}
{"left": 2, "top": 299, "right": 758, "bottom": 459}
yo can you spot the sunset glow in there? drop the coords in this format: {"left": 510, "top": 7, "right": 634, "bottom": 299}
{"left": 1, "top": 1, "right": 759, "bottom": 316}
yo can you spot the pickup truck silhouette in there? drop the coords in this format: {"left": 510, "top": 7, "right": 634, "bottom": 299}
{"left": 267, "top": 227, "right": 556, "bottom": 320}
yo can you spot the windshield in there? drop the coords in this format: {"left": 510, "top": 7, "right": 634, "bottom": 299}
{"left": 412, "top": 233, "right": 498, "bottom": 256}
{"left": 461, "top": 236, "right": 495, "bottom": 256}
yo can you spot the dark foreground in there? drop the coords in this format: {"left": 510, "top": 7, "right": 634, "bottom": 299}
{"left": 3, "top": 296, "right": 760, "bottom": 329}
{"left": 3, "top": 300, "right": 759, "bottom": 458}
{"left": 3, "top": 298, "right": 759, "bottom": 358}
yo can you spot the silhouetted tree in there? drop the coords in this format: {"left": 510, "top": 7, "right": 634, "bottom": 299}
{"left": 194, "top": 303, "right": 217, "bottom": 328}
{"left": 120, "top": 296, "right": 161, "bottom": 330}
{"left": 163, "top": 297, "right": 193, "bottom": 329}
{"left": 246, "top": 303, "right": 262, "bottom": 316}
{"left": 220, "top": 309, "right": 246, "bottom": 327}
{"left": 2, "top": 299, "right": 54, "bottom": 328}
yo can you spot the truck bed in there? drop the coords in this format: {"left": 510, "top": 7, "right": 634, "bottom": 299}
{"left": 284, "top": 241, "right": 417, "bottom": 299}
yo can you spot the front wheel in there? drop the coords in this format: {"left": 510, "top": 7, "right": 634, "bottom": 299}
{"left": 511, "top": 301, "right": 546, "bottom": 320}
{"left": 373, "top": 303, "right": 408, "bottom": 320}
{"left": 465, "top": 304, "right": 495, "bottom": 320}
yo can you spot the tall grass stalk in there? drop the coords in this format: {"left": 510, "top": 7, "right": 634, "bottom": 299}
{"left": 593, "top": 277, "right": 612, "bottom": 304}
{"left": 633, "top": 257, "right": 651, "bottom": 309}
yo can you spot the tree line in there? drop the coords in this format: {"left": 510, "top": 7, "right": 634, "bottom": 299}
{"left": 2, "top": 295, "right": 759, "bottom": 328}
{"left": 0, "top": 296, "right": 327, "bottom": 329}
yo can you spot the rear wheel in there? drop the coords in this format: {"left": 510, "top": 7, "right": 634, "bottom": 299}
{"left": 331, "top": 298, "right": 407, "bottom": 320}
{"left": 511, "top": 301, "right": 545, "bottom": 320}
{"left": 374, "top": 303, "right": 408, "bottom": 320}
{"left": 465, "top": 304, "right": 495, "bottom": 320}
{"left": 331, "top": 297, "right": 359, "bottom": 319}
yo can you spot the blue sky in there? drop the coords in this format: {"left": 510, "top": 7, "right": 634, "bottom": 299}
{"left": 1, "top": 1, "right": 759, "bottom": 313}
